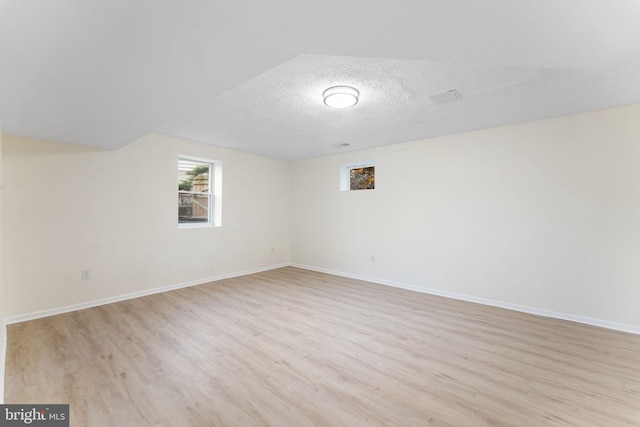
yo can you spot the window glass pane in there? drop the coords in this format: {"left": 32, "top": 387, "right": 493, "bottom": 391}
{"left": 178, "top": 158, "right": 212, "bottom": 224}
{"left": 178, "top": 193, "right": 210, "bottom": 223}
{"left": 350, "top": 166, "right": 375, "bottom": 190}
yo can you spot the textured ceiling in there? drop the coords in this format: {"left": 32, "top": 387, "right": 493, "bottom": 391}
{"left": 2, "top": 0, "right": 640, "bottom": 160}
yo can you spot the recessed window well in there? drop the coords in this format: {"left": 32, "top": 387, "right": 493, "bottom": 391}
{"left": 340, "top": 162, "right": 375, "bottom": 191}
{"left": 323, "top": 85, "right": 359, "bottom": 108}
{"left": 178, "top": 156, "right": 222, "bottom": 227}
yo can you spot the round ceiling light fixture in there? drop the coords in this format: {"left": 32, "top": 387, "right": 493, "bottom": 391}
{"left": 323, "top": 85, "right": 359, "bottom": 108}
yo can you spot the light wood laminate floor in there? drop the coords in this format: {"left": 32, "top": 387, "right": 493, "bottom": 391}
{"left": 5, "top": 267, "right": 640, "bottom": 426}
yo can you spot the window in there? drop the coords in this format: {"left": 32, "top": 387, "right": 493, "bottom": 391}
{"left": 178, "top": 156, "right": 221, "bottom": 227}
{"left": 340, "top": 162, "right": 375, "bottom": 191}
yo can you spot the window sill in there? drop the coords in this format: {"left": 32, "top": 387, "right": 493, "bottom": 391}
{"left": 178, "top": 223, "right": 218, "bottom": 229}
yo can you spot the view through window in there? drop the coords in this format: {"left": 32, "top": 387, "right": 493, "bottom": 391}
{"left": 178, "top": 157, "right": 213, "bottom": 225}
{"left": 350, "top": 166, "right": 375, "bottom": 190}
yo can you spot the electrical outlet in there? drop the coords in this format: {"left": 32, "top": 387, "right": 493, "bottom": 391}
{"left": 81, "top": 269, "right": 91, "bottom": 280}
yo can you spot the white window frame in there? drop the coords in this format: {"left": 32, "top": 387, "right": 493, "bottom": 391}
{"left": 340, "top": 161, "right": 375, "bottom": 191}
{"left": 178, "top": 155, "right": 222, "bottom": 228}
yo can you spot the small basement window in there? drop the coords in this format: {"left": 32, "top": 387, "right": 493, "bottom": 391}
{"left": 178, "top": 156, "right": 222, "bottom": 227}
{"left": 340, "top": 162, "right": 375, "bottom": 191}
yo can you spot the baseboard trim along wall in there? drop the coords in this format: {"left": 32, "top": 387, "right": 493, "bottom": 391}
{"left": 4, "top": 263, "right": 289, "bottom": 325}
{"left": 290, "top": 263, "right": 640, "bottom": 336}
{"left": 6, "top": 262, "right": 639, "bottom": 336}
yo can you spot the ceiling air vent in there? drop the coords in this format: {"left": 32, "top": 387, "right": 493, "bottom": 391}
{"left": 430, "top": 89, "right": 462, "bottom": 104}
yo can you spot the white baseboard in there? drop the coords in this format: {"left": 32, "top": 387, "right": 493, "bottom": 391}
{"left": 6, "top": 261, "right": 640, "bottom": 337}
{"left": 290, "top": 263, "right": 640, "bottom": 336}
{"left": 4, "top": 263, "right": 289, "bottom": 325}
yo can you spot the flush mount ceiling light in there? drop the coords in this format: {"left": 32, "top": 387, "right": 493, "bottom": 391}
{"left": 323, "top": 85, "right": 359, "bottom": 108}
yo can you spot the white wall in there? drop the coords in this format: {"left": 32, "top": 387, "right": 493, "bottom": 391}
{"left": 291, "top": 104, "right": 640, "bottom": 331}
{"left": 0, "top": 128, "right": 5, "bottom": 402}
{"left": 4, "top": 105, "right": 640, "bottom": 333}
{"left": 2, "top": 133, "right": 290, "bottom": 318}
